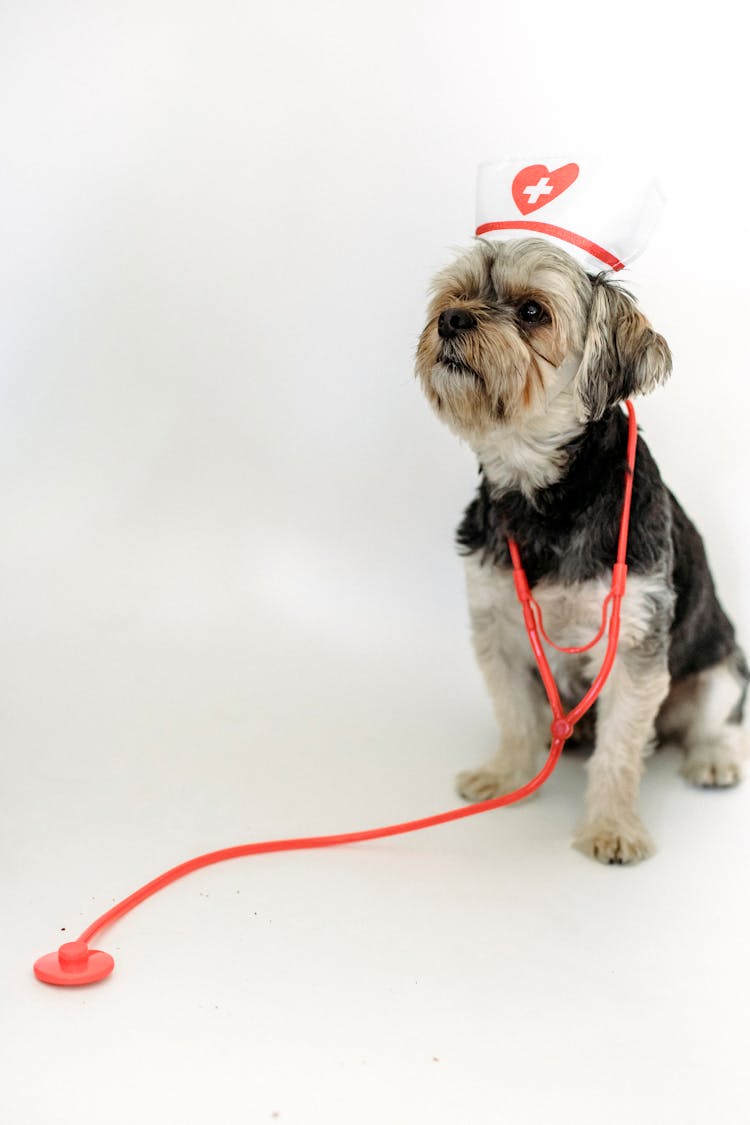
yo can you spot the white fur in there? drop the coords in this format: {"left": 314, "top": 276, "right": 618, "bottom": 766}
{"left": 462, "top": 554, "right": 672, "bottom": 862}
{"left": 659, "top": 661, "right": 747, "bottom": 787}
{"left": 470, "top": 379, "right": 583, "bottom": 499}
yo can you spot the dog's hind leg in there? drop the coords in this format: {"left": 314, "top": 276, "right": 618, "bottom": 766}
{"left": 672, "top": 653, "right": 749, "bottom": 788}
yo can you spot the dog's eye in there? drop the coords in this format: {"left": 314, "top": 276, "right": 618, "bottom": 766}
{"left": 518, "top": 300, "right": 546, "bottom": 324}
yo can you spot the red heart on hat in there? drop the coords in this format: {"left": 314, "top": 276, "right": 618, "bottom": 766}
{"left": 511, "top": 163, "right": 579, "bottom": 215}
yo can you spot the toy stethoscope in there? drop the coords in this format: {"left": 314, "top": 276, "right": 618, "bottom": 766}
{"left": 33, "top": 401, "right": 638, "bottom": 987}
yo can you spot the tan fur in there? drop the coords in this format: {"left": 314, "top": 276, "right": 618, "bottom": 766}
{"left": 415, "top": 238, "right": 670, "bottom": 441}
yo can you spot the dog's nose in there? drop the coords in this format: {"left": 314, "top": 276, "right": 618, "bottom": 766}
{"left": 437, "top": 307, "right": 476, "bottom": 339}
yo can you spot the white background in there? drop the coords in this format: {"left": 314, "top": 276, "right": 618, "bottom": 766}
{"left": 2, "top": 2, "right": 749, "bottom": 1123}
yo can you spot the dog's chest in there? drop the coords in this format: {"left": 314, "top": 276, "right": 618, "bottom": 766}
{"left": 464, "top": 551, "right": 662, "bottom": 687}
{"left": 466, "top": 553, "right": 609, "bottom": 636}
{"left": 531, "top": 580, "right": 611, "bottom": 698}
{"left": 464, "top": 553, "right": 618, "bottom": 698}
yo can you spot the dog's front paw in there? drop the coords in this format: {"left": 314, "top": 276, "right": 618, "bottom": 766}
{"left": 682, "top": 742, "right": 743, "bottom": 788}
{"left": 456, "top": 766, "right": 536, "bottom": 803}
{"left": 573, "top": 815, "right": 655, "bottom": 865}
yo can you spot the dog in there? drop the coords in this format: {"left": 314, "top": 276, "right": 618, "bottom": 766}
{"left": 415, "top": 236, "right": 748, "bottom": 863}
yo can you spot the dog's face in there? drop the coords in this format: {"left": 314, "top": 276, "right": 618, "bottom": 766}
{"left": 415, "top": 238, "right": 671, "bottom": 439}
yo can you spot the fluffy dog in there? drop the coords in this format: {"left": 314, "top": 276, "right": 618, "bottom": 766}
{"left": 415, "top": 237, "right": 748, "bottom": 863}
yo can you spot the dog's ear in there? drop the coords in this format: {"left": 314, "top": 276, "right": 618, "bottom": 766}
{"left": 574, "top": 277, "right": 672, "bottom": 422}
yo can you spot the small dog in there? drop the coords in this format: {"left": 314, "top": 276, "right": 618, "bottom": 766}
{"left": 415, "top": 237, "right": 748, "bottom": 863}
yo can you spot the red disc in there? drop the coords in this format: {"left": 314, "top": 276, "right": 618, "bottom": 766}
{"left": 33, "top": 941, "right": 115, "bottom": 986}
{"left": 550, "top": 717, "right": 574, "bottom": 740}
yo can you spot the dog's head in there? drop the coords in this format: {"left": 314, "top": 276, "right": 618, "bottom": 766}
{"left": 415, "top": 238, "right": 671, "bottom": 439}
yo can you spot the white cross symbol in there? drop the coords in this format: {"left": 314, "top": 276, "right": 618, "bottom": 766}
{"left": 523, "top": 176, "right": 554, "bottom": 205}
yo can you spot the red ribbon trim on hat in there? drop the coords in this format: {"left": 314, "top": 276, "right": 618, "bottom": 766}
{"left": 474, "top": 220, "right": 624, "bottom": 271}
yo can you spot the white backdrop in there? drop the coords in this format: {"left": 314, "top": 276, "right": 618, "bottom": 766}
{"left": 2, "top": 3, "right": 749, "bottom": 1124}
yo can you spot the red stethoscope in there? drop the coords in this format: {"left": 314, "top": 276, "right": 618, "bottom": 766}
{"left": 33, "top": 401, "right": 638, "bottom": 987}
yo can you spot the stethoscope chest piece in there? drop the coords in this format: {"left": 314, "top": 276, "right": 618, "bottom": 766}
{"left": 33, "top": 941, "right": 115, "bottom": 986}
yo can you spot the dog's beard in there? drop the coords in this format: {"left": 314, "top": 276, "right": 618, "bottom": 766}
{"left": 416, "top": 318, "right": 543, "bottom": 435}
{"left": 434, "top": 339, "right": 482, "bottom": 384}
